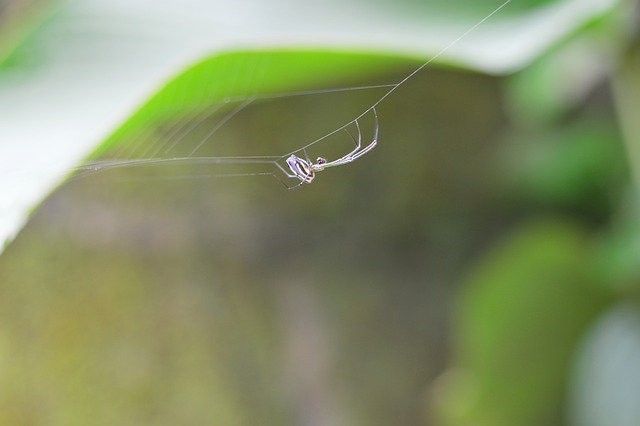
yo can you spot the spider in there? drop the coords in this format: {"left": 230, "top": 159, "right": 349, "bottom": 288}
{"left": 281, "top": 107, "right": 378, "bottom": 187}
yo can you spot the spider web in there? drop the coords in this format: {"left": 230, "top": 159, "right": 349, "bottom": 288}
{"left": 58, "top": 0, "right": 515, "bottom": 188}
{"left": 73, "top": 80, "right": 389, "bottom": 186}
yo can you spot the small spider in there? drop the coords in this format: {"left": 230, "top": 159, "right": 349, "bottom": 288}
{"left": 282, "top": 107, "right": 378, "bottom": 187}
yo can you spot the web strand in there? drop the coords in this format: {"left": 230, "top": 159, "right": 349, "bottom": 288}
{"left": 288, "top": 0, "right": 513, "bottom": 156}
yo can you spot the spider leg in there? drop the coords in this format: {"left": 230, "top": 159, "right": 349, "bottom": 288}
{"left": 286, "top": 181, "right": 307, "bottom": 190}
{"left": 272, "top": 163, "right": 306, "bottom": 189}
{"left": 272, "top": 172, "right": 306, "bottom": 190}
{"left": 329, "top": 117, "right": 363, "bottom": 165}
{"left": 348, "top": 118, "right": 363, "bottom": 159}
{"left": 348, "top": 107, "right": 378, "bottom": 161}
{"left": 323, "top": 106, "right": 377, "bottom": 168}
{"left": 343, "top": 127, "right": 358, "bottom": 149}
{"left": 276, "top": 160, "right": 311, "bottom": 181}
{"left": 290, "top": 106, "right": 378, "bottom": 174}
{"left": 303, "top": 148, "right": 313, "bottom": 165}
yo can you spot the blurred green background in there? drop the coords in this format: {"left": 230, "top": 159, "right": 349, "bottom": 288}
{"left": 1, "top": 0, "right": 640, "bottom": 425}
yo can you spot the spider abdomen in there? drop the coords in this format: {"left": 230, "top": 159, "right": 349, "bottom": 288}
{"left": 286, "top": 155, "right": 315, "bottom": 184}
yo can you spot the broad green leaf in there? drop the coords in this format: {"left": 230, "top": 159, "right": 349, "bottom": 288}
{"left": 0, "top": 0, "right": 620, "bottom": 252}
{"left": 433, "top": 220, "right": 608, "bottom": 426}
{"left": 95, "top": 50, "right": 411, "bottom": 158}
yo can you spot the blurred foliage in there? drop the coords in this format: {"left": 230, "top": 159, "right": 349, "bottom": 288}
{"left": 434, "top": 221, "right": 610, "bottom": 426}
{"left": 0, "top": 0, "right": 56, "bottom": 67}
{"left": 594, "top": 217, "right": 640, "bottom": 294}
{"left": 1, "top": 0, "right": 639, "bottom": 425}
{"left": 504, "top": 122, "right": 626, "bottom": 217}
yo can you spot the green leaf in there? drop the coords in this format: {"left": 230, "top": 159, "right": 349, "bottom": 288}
{"left": 0, "top": 0, "right": 620, "bottom": 252}
{"left": 434, "top": 220, "right": 608, "bottom": 426}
